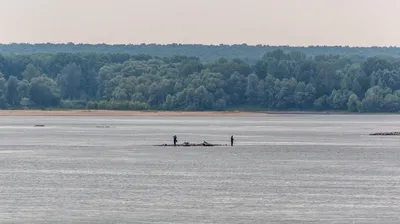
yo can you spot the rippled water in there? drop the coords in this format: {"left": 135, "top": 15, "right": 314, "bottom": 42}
{"left": 0, "top": 114, "right": 400, "bottom": 223}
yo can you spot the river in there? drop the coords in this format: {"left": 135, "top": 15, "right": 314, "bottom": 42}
{"left": 0, "top": 114, "right": 399, "bottom": 223}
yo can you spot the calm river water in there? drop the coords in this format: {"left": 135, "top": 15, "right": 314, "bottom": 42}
{"left": 0, "top": 114, "right": 400, "bottom": 223}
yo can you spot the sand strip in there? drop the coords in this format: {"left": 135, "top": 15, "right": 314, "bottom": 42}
{"left": 0, "top": 110, "right": 269, "bottom": 117}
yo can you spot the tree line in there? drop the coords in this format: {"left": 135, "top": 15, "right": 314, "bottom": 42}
{"left": 0, "top": 48, "right": 400, "bottom": 112}
{"left": 3, "top": 43, "right": 400, "bottom": 62}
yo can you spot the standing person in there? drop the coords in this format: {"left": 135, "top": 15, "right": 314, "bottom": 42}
{"left": 231, "top": 135, "right": 234, "bottom": 146}
{"left": 173, "top": 135, "right": 177, "bottom": 146}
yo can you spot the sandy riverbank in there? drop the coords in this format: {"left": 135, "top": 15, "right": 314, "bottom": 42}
{"left": 0, "top": 110, "right": 270, "bottom": 117}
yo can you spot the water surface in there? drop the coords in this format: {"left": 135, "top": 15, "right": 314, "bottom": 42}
{"left": 0, "top": 114, "right": 399, "bottom": 223}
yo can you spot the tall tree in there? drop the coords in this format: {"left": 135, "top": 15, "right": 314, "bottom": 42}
{"left": 22, "top": 64, "right": 41, "bottom": 81}
{"left": 57, "top": 63, "right": 83, "bottom": 99}
{"left": 6, "top": 76, "right": 19, "bottom": 106}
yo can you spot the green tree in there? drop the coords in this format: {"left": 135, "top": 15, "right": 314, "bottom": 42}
{"left": 347, "top": 94, "right": 361, "bottom": 112}
{"left": 294, "top": 82, "right": 315, "bottom": 109}
{"left": 314, "top": 95, "right": 329, "bottom": 111}
{"left": 22, "top": 64, "right": 41, "bottom": 81}
{"left": 361, "top": 86, "right": 391, "bottom": 112}
{"left": 193, "top": 86, "right": 214, "bottom": 110}
{"left": 381, "top": 94, "right": 400, "bottom": 112}
{"left": 6, "top": 76, "right": 19, "bottom": 106}
{"left": 29, "top": 76, "right": 60, "bottom": 107}
{"left": 0, "top": 76, "right": 7, "bottom": 108}
{"left": 57, "top": 63, "right": 83, "bottom": 99}
{"left": 328, "top": 89, "right": 353, "bottom": 110}
{"left": 17, "top": 80, "right": 30, "bottom": 99}
{"left": 245, "top": 74, "right": 259, "bottom": 105}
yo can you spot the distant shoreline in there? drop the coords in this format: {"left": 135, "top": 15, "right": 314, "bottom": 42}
{"left": 0, "top": 109, "right": 397, "bottom": 117}
{"left": 0, "top": 109, "right": 271, "bottom": 117}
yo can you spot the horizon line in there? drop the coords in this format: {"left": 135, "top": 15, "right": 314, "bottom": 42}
{"left": 1, "top": 42, "right": 400, "bottom": 48}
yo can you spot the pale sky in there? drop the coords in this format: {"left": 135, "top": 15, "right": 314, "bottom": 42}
{"left": 0, "top": 0, "right": 399, "bottom": 46}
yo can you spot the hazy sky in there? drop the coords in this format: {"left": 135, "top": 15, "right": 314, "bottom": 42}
{"left": 0, "top": 0, "right": 399, "bottom": 46}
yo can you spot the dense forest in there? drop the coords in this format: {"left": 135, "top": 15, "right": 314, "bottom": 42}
{"left": 1, "top": 44, "right": 400, "bottom": 112}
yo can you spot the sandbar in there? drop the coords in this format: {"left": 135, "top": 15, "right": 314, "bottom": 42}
{"left": 0, "top": 110, "right": 270, "bottom": 117}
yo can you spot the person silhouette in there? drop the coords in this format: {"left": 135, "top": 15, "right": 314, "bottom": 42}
{"left": 231, "top": 135, "right": 234, "bottom": 146}
{"left": 173, "top": 135, "right": 177, "bottom": 146}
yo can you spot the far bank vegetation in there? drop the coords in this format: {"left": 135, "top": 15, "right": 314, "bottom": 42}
{"left": 0, "top": 44, "right": 400, "bottom": 113}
